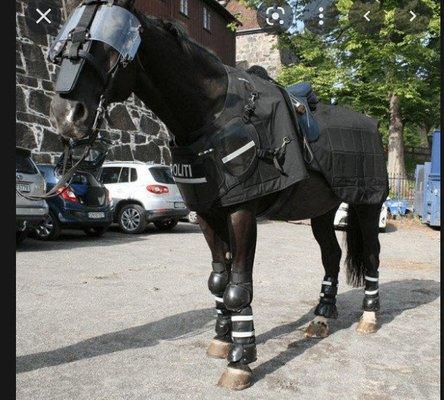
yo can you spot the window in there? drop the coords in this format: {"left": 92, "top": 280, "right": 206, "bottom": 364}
{"left": 180, "top": 0, "right": 188, "bottom": 16}
{"left": 149, "top": 167, "right": 175, "bottom": 184}
{"left": 100, "top": 167, "right": 121, "bottom": 184}
{"left": 203, "top": 7, "right": 211, "bottom": 31}
{"left": 16, "top": 152, "right": 38, "bottom": 174}
{"left": 130, "top": 168, "right": 138, "bottom": 182}
{"left": 119, "top": 167, "right": 129, "bottom": 183}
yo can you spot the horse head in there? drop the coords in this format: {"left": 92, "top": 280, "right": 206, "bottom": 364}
{"left": 50, "top": 0, "right": 227, "bottom": 142}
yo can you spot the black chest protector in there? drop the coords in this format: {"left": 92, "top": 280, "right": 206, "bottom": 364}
{"left": 170, "top": 66, "right": 309, "bottom": 212}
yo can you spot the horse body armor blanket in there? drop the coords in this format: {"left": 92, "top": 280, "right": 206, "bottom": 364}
{"left": 170, "top": 66, "right": 308, "bottom": 212}
{"left": 309, "top": 103, "right": 389, "bottom": 204}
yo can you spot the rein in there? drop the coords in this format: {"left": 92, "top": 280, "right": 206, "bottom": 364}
{"left": 16, "top": 94, "right": 108, "bottom": 201}
{"left": 17, "top": 0, "right": 140, "bottom": 201}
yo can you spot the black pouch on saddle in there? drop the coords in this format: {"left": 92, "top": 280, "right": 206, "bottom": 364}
{"left": 171, "top": 116, "right": 261, "bottom": 212}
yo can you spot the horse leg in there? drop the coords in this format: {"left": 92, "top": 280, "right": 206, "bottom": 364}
{"left": 351, "top": 204, "right": 382, "bottom": 333}
{"left": 305, "top": 206, "right": 341, "bottom": 338}
{"left": 217, "top": 201, "right": 257, "bottom": 390}
{"left": 198, "top": 213, "right": 232, "bottom": 359}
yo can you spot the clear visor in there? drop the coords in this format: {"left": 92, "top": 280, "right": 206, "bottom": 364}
{"left": 49, "top": 5, "right": 141, "bottom": 62}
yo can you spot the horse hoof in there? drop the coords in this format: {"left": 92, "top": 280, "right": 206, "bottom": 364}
{"left": 356, "top": 319, "right": 378, "bottom": 334}
{"left": 305, "top": 321, "right": 330, "bottom": 338}
{"left": 217, "top": 363, "right": 252, "bottom": 390}
{"left": 206, "top": 338, "right": 231, "bottom": 359}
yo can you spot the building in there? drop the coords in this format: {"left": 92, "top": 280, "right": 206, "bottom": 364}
{"left": 16, "top": 0, "right": 236, "bottom": 164}
{"left": 224, "top": 0, "right": 293, "bottom": 78}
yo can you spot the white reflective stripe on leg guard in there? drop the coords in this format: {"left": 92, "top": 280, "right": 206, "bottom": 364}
{"left": 222, "top": 141, "right": 255, "bottom": 164}
{"left": 319, "top": 293, "right": 324, "bottom": 297}
{"left": 365, "top": 276, "right": 379, "bottom": 282}
{"left": 216, "top": 309, "right": 223, "bottom": 314}
{"left": 214, "top": 296, "right": 224, "bottom": 303}
{"left": 322, "top": 280, "right": 333, "bottom": 286}
{"left": 232, "top": 330, "right": 255, "bottom": 338}
{"left": 365, "top": 289, "right": 379, "bottom": 295}
{"left": 231, "top": 315, "right": 254, "bottom": 322}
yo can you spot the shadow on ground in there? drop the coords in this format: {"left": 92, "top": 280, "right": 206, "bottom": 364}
{"left": 17, "top": 308, "right": 214, "bottom": 374}
{"left": 17, "top": 279, "right": 439, "bottom": 381}
{"left": 252, "top": 278, "right": 439, "bottom": 384}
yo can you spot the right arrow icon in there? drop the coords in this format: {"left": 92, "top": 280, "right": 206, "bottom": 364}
{"left": 409, "top": 10, "right": 417, "bottom": 22}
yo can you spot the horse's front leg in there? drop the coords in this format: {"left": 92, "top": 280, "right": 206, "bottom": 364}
{"left": 305, "top": 207, "right": 341, "bottom": 338}
{"left": 217, "top": 201, "right": 258, "bottom": 390}
{"left": 198, "top": 213, "right": 232, "bottom": 359}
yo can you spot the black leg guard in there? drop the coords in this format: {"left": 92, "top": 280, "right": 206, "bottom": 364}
{"left": 208, "top": 261, "right": 232, "bottom": 342}
{"left": 223, "top": 271, "right": 257, "bottom": 365}
{"left": 363, "top": 273, "right": 380, "bottom": 311}
{"left": 314, "top": 276, "right": 339, "bottom": 319}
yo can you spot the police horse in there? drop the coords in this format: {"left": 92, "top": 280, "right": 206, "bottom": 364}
{"left": 49, "top": 0, "right": 388, "bottom": 390}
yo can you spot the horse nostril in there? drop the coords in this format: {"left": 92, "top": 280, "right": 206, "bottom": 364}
{"left": 73, "top": 102, "right": 88, "bottom": 122}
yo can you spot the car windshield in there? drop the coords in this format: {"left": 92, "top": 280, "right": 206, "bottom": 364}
{"left": 16, "top": 152, "right": 38, "bottom": 174}
{"left": 149, "top": 167, "right": 175, "bottom": 184}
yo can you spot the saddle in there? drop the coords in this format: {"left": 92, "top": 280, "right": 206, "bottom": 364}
{"left": 286, "top": 82, "right": 320, "bottom": 142}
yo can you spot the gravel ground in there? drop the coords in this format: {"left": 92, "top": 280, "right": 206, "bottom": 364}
{"left": 16, "top": 220, "right": 440, "bottom": 400}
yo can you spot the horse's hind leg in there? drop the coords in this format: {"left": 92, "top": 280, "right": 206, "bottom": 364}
{"left": 305, "top": 206, "right": 341, "bottom": 338}
{"left": 198, "top": 213, "right": 232, "bottom": 359}
{"left": 349, "top": 204, "right": 382, "bottom": 334}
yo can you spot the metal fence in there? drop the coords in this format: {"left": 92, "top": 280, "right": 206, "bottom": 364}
{"left": 387, "top": 173, "right": 416, "bottom": 202}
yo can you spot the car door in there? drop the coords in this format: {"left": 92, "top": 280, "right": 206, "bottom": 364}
{"left": 99, "top": 167, "right": 123, "bottom": 203}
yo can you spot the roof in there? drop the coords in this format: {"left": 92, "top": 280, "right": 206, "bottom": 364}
{"left": 205, "top": 0, "right": 237, "bottom": 22}
{"left": 225, "top": 0, "right": 260, "bottom": 30}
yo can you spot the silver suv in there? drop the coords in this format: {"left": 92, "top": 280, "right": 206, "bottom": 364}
{"left": 99, "top": 161, "right": 189, "bottom": 234}
{"left": 16, "top": 147, "right": 49, "bottom": 242}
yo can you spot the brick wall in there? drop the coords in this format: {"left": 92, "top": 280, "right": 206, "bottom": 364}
{"left": 16, "top": 0, "right": 171, "bottom": 165}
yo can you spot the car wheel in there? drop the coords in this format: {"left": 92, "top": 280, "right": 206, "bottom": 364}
{"left": 154, "top": 219, "right": 178, "bottom": 231}
{"left": 118, "top": 204, "right": 146, "bottom": 234}
{"left": 16, "top": 230, "right": 27, "bottom": 244}
{"left": 34, "top": 211, "right": 61, "bottom": 241}
{"left": 83, "top": 226, "right": 108, "bottom": 237}
{"left": 187, "top": 211, "right": 199, "bottom": 224}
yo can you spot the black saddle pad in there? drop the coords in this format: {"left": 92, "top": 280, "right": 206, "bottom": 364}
{"left": 309, "top": 103, "right": 389, "bottom": 204}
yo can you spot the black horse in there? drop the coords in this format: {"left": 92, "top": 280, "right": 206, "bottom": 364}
{"left": 50, "top": 0, "right": 386, "bottom": 390}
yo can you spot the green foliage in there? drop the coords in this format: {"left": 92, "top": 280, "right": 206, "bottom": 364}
{"left": 276, "top": 0, "right": 440, "bottom": 145}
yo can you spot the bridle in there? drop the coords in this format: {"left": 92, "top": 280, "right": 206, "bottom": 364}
{"left": 16, "top": 0, "right": 141, "bottom": 201}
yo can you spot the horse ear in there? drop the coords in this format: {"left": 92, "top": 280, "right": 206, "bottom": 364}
{"left": 163, "top": 21, "right": 181, "bottom": 38}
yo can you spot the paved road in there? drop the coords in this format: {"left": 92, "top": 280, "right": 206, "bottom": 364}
{"left": 16, "top": 220, "right": 440, "bottom": 400}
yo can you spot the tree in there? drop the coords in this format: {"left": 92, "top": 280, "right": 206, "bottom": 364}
{"left": 270, "top": 0, "right": 440, "bottom": 177}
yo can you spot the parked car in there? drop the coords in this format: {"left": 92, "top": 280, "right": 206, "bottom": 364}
{"left": 33, "top": 164, "right": 113, "bottom": 240}
{"left": 187, "top": 211, "right": 199, "bottom": 224}
{"left": 99, "top": 161, "right": 189, "bottom": 234}
{"left": 16, "top": 147, "right": 49, "bottom": 243}
{"left": 334, "top": 202, "right": 388, "bottom": 232}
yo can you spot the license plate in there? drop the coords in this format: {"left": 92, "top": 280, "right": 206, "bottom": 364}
{"left": 16, "top": 183, "right": 30, "bottom": 193}
{"left": 88, "top": 212, "right": 105, "bottom": 219}
{"left": 174, "top": 202, "right": 186, "bottom": 209}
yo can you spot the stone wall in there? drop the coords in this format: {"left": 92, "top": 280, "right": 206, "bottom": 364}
{"left": 16, "top": 0, "right": 171, "bottom": 165}
{"left": 235, "top": 31, "right": 283, "bottom": 78}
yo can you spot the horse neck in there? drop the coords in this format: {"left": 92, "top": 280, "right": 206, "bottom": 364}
{"left": 133, "top": 17, "right": 228, "bottom": 145}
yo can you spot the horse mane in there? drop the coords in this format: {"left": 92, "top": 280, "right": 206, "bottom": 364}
{"left": 141, "top": 15, "right": 223, "bottom": 66}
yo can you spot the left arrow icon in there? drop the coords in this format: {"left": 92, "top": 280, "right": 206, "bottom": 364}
{"left": 364, "top": 11, "right": 371, "bottom": 22}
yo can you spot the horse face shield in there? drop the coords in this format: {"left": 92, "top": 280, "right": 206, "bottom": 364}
{"left": 49, "top": 2, "right": 142, "bottom": 94}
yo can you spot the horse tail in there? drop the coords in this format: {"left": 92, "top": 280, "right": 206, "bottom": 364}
{"left": 345, "top": 205, "right": 366, "bottom": 287}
